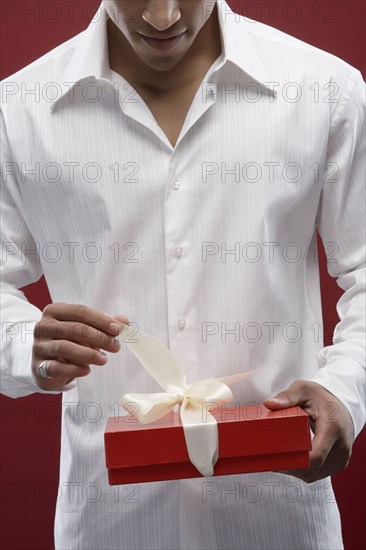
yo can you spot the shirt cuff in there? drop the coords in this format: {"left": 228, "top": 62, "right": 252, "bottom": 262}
{"left": 310, "top": 357, "right": 366, "bottom": 442}
{"left": 1, "top": 321, "right": 77, "bottom": 397}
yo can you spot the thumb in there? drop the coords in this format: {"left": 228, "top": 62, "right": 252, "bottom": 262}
{"left": 113, "top": 314, "right": 130, "bottom": 326}
{"left": 263, "top": 389, "right": 298, "bottom": 410}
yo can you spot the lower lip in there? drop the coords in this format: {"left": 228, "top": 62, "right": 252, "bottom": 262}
{"left": 140, "top": 32, "right": 185, "bottom": 51}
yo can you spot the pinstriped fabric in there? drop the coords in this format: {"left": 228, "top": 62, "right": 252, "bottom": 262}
{"left": 1, "top": 1, "right": 365, "bottom": 548}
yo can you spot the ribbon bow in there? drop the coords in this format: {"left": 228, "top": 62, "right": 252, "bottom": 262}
{"left": 120, "top": 324, "right": 260, "bottom": 477}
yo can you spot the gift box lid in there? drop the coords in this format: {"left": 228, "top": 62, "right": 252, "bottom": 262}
{"left": 105, "top": 404, "right": 311, "bottom": 469}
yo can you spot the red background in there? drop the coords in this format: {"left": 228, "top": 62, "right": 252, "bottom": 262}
{"left": 1, "top": 1, "right": 365, "bottom": 549}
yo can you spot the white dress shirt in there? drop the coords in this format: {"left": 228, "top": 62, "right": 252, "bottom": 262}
{"left": 1, "top": 1, "right": 365, "bottom": 548}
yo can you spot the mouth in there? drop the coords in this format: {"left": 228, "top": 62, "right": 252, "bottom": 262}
{"left": 138, "top": 30, "right": 187, "bottom": 51}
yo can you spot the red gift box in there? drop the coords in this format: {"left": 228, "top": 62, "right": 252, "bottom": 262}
{"left": 104, "top": 404, "right": 312, "bottom": 484}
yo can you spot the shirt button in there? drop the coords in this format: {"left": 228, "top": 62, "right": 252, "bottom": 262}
{"left": 174, "top": 247, "right": 183, "bottom": 257}
{"left": 177, "top": 318, "right": 185, "bottom": 329}
{"left": 172, "top": 178, "right": 181, "bottom": 190}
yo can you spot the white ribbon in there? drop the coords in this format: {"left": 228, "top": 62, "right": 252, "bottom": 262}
{"left": 120, "top": 324, "right": 260, "bottom": 477}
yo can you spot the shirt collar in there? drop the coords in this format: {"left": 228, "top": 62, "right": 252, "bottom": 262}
{"left": 50, "top": 0, "right": 274, "bottom": 112}
{"left": 216, "top": 0, "right": 273, "bottom": 87}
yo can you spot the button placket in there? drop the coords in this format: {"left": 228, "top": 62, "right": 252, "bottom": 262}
{"left": 164, "top": 163, "right": 198, "bottom": 379}
{"left": 172, "top": 178, "right": 181, "bottom": 190}
{"left": 177, "top": 318, "right": 186, "bottom": 329}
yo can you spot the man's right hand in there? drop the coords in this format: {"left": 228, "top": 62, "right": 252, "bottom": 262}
{"left": 32, "top": 303, "right": 129, "bottom": 390}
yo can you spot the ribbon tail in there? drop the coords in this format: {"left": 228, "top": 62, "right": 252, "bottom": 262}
{"left": 121, "top": 324, "right": 187, "bottom": 392}
{"left": 217, "top": 367, "right": 263, "bottom": 387}
{"left": 180, "top": 399, "right": 218, "bottom": 477}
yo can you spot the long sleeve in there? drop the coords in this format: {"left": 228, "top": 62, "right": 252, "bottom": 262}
{"left": 311, "top": 70, "right": 366, "bottom": 441}
{"left": 0, "top": 110, "right": 74, "bottom": 397}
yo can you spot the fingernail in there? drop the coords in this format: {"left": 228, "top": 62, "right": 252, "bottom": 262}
{"left": 265, "top": 397, "right": 289, "bottom": 404}
{"left": 113, "top": 337, "right": 121, "bottom": 349}
{"left": 109, "top": 322, "right": 122, "bottom": 333}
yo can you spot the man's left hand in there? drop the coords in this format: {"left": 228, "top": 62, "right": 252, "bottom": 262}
{"left": 263, "top": 380, "right": 355, "bottom": 483}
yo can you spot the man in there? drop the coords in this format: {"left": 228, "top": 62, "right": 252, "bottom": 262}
{"left": 1, "top": 1, "right": 365, "bottom": 549}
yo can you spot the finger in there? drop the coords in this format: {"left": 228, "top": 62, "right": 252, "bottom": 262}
{"left": 273, "top": 429, "right": 350, "bottom": 479}
{"left": 35, "top": 320, "right": 123, "bottom": 353}
{"left": 113, "top": 314, "right": 130, "bottom": 326}
{"left": 309, "top": 423, "right": 337, "bottom": 468}
{"left": 263, "top": 381, "right": 311, "bottom": 410}
{"left": 273, "top": 442, "right": 342, "bottom": 483}
{"left": 263, "top": 395, "right": 297, "bottom": 410}
{"left": 42, "top": 303, "right": 129, "bottom": 337}
{"left": 34, "top": 339, "right": 109, "bottom": 366}
{"left": 272, "top": 456, "right": 339, "bottom": 483}
{"left": 36, "top": 359, "right": 91, "bottom": 382}
{"left": 271, "top": 467, "right": 324, "bottom": 483}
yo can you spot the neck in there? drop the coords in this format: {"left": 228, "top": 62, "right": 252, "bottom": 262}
{"left": 107, "top": 7, "right": 222, "bottom": 94}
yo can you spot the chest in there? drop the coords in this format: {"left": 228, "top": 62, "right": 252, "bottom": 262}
{"left": 138, "top": 84, "right": 200, "bottom": 148}
{"left": 16, "top": 86, "right": 328, "bottom": 252}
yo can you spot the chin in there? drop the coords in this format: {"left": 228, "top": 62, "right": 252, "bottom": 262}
{"left": 145, "top": 59, "right": 183, "bottom": 72}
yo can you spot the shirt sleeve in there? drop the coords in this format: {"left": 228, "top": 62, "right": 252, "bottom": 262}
{"left": 1, "top": 109, "right": 76, "bottom": 397}
{"left": 311, "top": 69, "right": 366, "bottom": 441}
